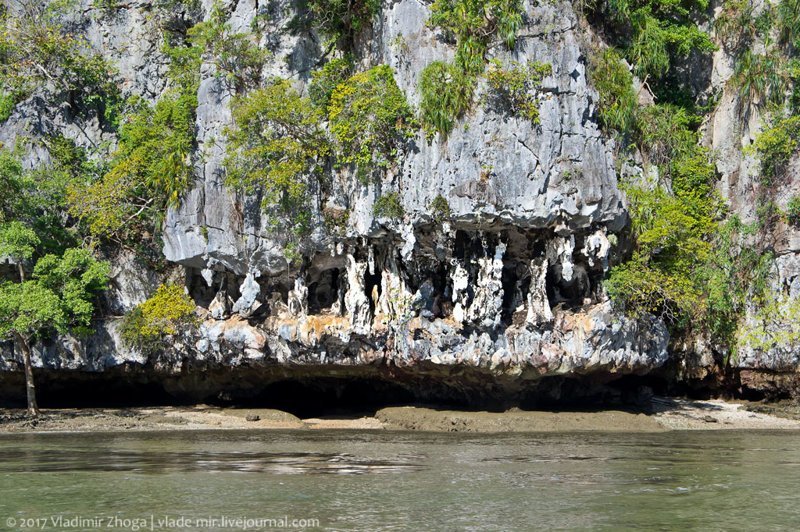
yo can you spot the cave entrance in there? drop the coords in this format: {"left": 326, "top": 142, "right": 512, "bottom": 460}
{"left": 245, "top": 378, "right": 415, "bottom": 418}
{"left": 364, "top": 268, "right": 382, "bottom": 315}
{"left": 308, "top": 268, "right": 342, "bottom": 314}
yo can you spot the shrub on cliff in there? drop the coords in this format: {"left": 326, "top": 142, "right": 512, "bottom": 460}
{"left": 787, "top": 195, "right": 800, "bottom": 226}
{"left": 419, "top": 61, "right": 474, "bottom": 137}
{"left": 373, "top": 192, "right": 404, "bottom": 219}
{"left": 428, "top": 0, "right": 523, "bottom": 75}
{"left": 306, "top": 0, "right": 381, "bottom": 49}
{"left": 606, "top": 184, "right": 714, "bottom": 324}
{"left": 328, "top": 65, "right": 416, "bottom": 180}
{"left": 309, "top": 57, "right": 354, "bottom": 110}
{"left": 0, "top": 0, "right": 121, "bottom": 125}
{"left": 485, "top": 60, "right": 552, "bottom": 123}
{"left": 588, "top": 48, "right": 638, "bottom": 136}
{"left": 68, "top": 91, "right": 198, "bottom": 243}
{"left": 120, "top": 284, "right": 197, "bottom": 354}
{"left": 181, "top": 0, "right": 268, "bottom": 92}
{"left": 224, "top": 79, "right": 330, "bottom": 235}
{"left": 593, "top": 0, "right": 715, "bottom": 80}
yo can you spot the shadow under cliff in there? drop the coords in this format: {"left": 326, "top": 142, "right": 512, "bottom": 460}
{"left": 0, "top": 365, "right": 675, "bottom": 417}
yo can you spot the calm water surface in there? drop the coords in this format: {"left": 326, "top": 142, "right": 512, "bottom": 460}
{"left": 1, "top": 429, "right": 799, "bottom": 530}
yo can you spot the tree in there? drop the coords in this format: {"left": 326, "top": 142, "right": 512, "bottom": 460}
{"left": 0, "top": 221, "right": 40, "bottom": 281}
{"left": 0, "top": 248, "right": 109, "bottom": 416}
{"left": 0, "top": 0, "right": 120, "bottom": 124}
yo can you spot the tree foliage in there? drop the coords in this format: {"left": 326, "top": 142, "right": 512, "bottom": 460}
{"left": 225, "top": 79, "right": 330, "bottom": 234}
{"left": 328, "top": 65, "right": 416, "bottom": 178}
{"left": 0, "top": 0, "right": 120, "bottom": 124}
{"left": 68, "top": 92, "right": 197, "bottom": 242}
{"left": 309, "top": 56, "right": 353, "bottom": 110}
{"left": 183, "top": 1, "right": 268, "bottom": 92}
{"left": 120, "top": 284, "right": 197, "bottom": 354}
{"left": 306, "top": 0, "right": 380, "bottom": 48}
{"left": 597, "top": 0, "right": 715, "bottom": 80}
{"left": 588, "top": 48, "right": 638, "bottom": 135}
{"left": 0, "top": 247, "right": 109, "bottom": 351}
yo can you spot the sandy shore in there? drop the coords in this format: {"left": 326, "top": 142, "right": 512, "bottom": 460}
{"left": 1, "top": 398, "right": 799, "bottom": 434}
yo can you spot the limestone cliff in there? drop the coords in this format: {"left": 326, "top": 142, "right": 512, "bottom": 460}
{"left": 0, "top": 0, "right": 795, "bottom": 404}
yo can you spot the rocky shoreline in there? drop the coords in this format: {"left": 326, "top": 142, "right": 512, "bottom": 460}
{"left": 2, "top": 398, "right": 799, "bottom": 434}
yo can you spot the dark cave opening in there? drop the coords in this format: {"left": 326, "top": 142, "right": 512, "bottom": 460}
{"left": 364, "top": 268, "right": 382, "bottom": 315}
{"left": 238, "top": 378, "right": 417, "bottom": 417}
{"left": 0, "top": 369, "right": 680, "bottom": 415}
{"left": 307, "top": 268, "right": 341, "bottom": 314}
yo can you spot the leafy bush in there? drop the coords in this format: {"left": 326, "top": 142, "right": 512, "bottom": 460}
{"left": 431, "top": 194, "right": 451, "bottom": 222}
{"left": 120, "top": 284, "right": 197, "bottom": 353}
{"left": 588, "top": 48, "right": 638, "bottom": 136}
{"left": 0, "top": 92, "right": 18, "bottom": 122}
{"left": 0, "top": 0, "right": 120, "bottom": 124}
{"left": 373, "top": 192, "right": 405, "bottom": 219}
{"left": 32, "top": 248, "right": 111, "bottom": 335}
{"left": 328, "top": 65, "right": 416, "bottom": 178}
{"left": 307, "top": 0, "right": 381, "bottom": 47}
{"left": 598, "top": 0, "right": 715, "bottom": 80}
{"left": 225, "top": 79, "right": 330, "bottom": 234}
{"left": 485, "top": 60, "right": 551, "bottom": 123}
{"left": 751, "top": 115, "right": 800, "bottom": 184}
{"left": 309, "top": 57, "right": 353, "bottom": 110}
{"left": 635, "top": 104, "right": 695, "bottom": 166}
{"left": 606, "top": 185, "right": 713, "bottom": 323}
{"left": 185, "top": 1, "right": 268, "bottom": 92}
{"left": 787, "top": 195, "right": 800, "bottom": 226}
{"left": 428, "top": 0, "right": 523, "bottom": 75}
{"left": 68, "top": 91, "right": 198, "bottom": 241}
{"left": 419, "top": 61, "right": 474, "bottom": 137}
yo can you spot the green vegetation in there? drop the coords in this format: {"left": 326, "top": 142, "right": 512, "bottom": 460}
{"left": 605, "top": 179, "right": 718, "bottom": 324}
{"left": 595, "top": 0, "right": 715, "bottom": 80}
{"left": 65, "top": 1, "right": 262, "bottom": 246}
{"left": 68, "top": 92, "right": 198, "bottom": 242}
{"left": 419, "top": 61, "right": 474, "bottom": 137}
{"left": 732, "top": 50, "right": 790, "bottom": 109}
{"left": 701, "top": 217, "right": 773, "bottom": 349}
{"left": 588, "top": 49, "right": 638, "bottom": 136}
{"left": 787, "top": 195, "right": 800, "bottom": 226}
{"left": 485, "top": 60, "right": 552, "bottom": 123}
{"left": 182, "top": 1, "right": 268, "bottom": 92}
{"left": 778, "top": 0, "right": 800, "bottom": 48}
{"left": 0, "top": 247, "right": 109, "bottom": 415}
{"left": 309, "top": 57, "right": 353, "bottom": 110}
{"left": 0, "top": 0, "right": 120, "bottom": 125}
{"left": 738, "top": 296, "right": 800, "bottom": 354}
{"left": 428, "top": 0, "right": 523, "bottom": 75}
{"left": 373, "top": 192, "right": 404, "bottom": 219}
{"left": 225, "top": 79, "right": 330, "bottom": 236}
{"left": 120, "top": 284, "right": 197, "bottom": 354}
{"left": 431, "top": 194, "right": 451, "bottom": 222}
{"left": 306, "top": 0, "right": 380, "bottom": 48}
{"left": 751, "top": 115, "right": 800, "bottom": 184}
{"left": 328, "top": 65, "right": 416, "bottom": 179}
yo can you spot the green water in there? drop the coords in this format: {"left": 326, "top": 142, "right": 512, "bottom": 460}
{"left": 1, "top": 430, "right": 799, "bottom": 530}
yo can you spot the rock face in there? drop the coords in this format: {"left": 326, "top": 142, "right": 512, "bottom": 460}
{"left": 0, "top": 0, "right": 689, "bottom": 404}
